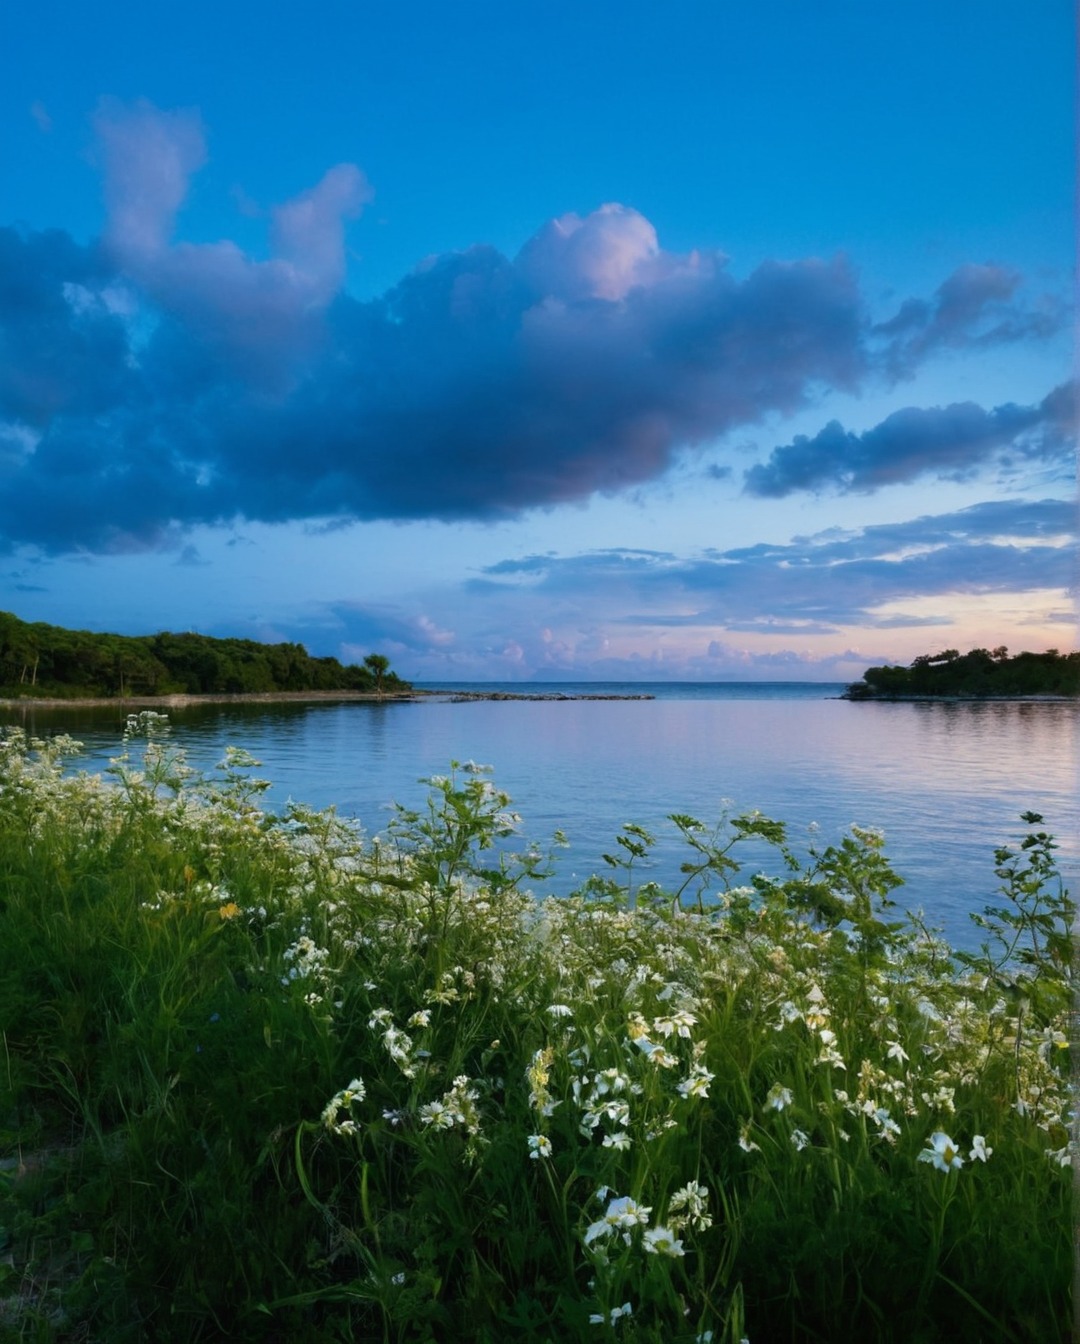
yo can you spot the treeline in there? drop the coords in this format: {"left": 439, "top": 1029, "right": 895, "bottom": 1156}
{"left": 0, "top": 611, "right": 407, "bottom": 698}
{"left": 846, "top": 645, "right": 1080, "bottom": 699}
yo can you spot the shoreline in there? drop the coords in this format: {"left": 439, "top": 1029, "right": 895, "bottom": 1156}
{"left": 0, "top": 688, "right": 656, "bottom": 710}
{"left": 841, "top": 692, "right": 1079, "bottom": 703}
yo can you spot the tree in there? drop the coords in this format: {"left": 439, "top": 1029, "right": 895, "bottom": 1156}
{"left": 363, "top": 653, "right": 391, "bottom": 695}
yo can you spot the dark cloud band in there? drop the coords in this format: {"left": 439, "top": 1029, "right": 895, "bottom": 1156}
{"left": 744, "top": 383, "right": 1075, "bottom": 497}
{"left": 0, "top": 101, "right": 1067, "bottom": 554}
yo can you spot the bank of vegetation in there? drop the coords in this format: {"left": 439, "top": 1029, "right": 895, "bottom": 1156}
{"left": 845, "top": 645, "right": 1080, "bottom": 700}
{"left": 0, "top": 717, "right": 1072, "bottom": 1342}
{"left": 0, "top": 611, "right": 405, "bottom": 699}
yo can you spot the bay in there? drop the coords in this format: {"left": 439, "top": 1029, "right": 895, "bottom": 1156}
{"left": 3, "top": 683, "right": 1076, "bottom": 950}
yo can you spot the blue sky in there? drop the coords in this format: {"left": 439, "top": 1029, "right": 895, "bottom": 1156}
{"left": 1, "top": 0, "right": 1074, "bottom": 681}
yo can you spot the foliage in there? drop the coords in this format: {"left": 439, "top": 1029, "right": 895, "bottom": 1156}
{"left": 0, "top": 609, "right": 407, "bottom": 699}
{"left": 845, "top": 646, "right": 1080, "bottom": 699}
{"left": 0, "top": 720, "right": 1073, "bottom": 1342}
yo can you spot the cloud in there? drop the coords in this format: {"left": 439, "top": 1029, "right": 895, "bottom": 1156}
{"left": 874, "top": 263, "right": 1065, "bottom": 378}
{"left": 0, "top": 100, "right": 1066, "bottom": 554}
{"left": 476, "top": 498, "right": 1077, "bottom": 632}
{"left": 310, "top": 602, "right": 458, "bottom": 658}
{"left": 94, "top": 99, "right": 371, "bottom": 392}
{"left": 95, "top": 98, "right": 208, "bottom": 260}
{"left": 744, "top": 382, "right": 1076, "bottom": 497}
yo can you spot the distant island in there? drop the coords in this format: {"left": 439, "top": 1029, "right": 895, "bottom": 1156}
{"left": 843, "top": 646, "right": 1080, "bottom": 700}
{"left": 0, "top": 611, "right": 408, "bottom": 700}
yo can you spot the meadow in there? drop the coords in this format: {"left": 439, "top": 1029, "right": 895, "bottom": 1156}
{"left": 0, "top": 714, "right": 1072, "bottom": 1342}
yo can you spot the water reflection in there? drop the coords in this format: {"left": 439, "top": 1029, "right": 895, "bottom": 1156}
{"left": 2, "top": 695, "right": 1075, "bottom": 950}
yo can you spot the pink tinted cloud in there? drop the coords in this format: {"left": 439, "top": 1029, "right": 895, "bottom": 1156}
{"left": 94, "top": 101, "right": 370, "bottom": 389}
{"left": 271, "top": 163, "right": 372, "bottom": 296}
{"left": 518, "top": 203, "right": 665, "bottom": 302}
{"left": 95, "top": 98, "right": 207, "bottom": 259}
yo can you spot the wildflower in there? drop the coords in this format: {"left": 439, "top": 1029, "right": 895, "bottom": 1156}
{"left": 633, "top": 1037, "right": 678, "bottom": 1068}
{"left": 593, "top": 1067, "right": 629, "bottom": 1095}
{"left": 407, "top": 1009, "right": 431, "bottom": 1028}
{"left": 218, "top": 901, "right": 241, "bottom": 920}
{"left": 918, "top": 1131, "right": 963, "bottom": 1172}
{"left": 928, "top": 1084, "right": 955, "bottom": 1114}
{"left": 442, "top": 1075, "right": 482, "bottom": 1135}
{"left": 885, "top": 1040, "right": 909, "bottom": 1064}
{"left": 765, "top": 1083, "right": 793, "bottom": 1111}
{"left": 790, "top": 1128, "right": 810, "bottom": 1151}
{"left": 602, "top": 1130, "right": 632, "bottom": 1150}
{"left": 653, "top": 1009, "right": 697, "bottom": 1038}
{"left": 969, "top": 1134, "right": 992, "bottom": 1162}
{"left": 667, "top": 1182, "right": 712, "bottom": 1232}
{"left": 589, "top": 1302, "right": 633, "bottom": 1325}
{"left": 527, "top": 1046, "right": 554, "bottom": 1113}
{"left": 738, "top": 1121, "right": 760, "bottom": 1153}
{"left": 547, "top": 1003, "right": 574, "bottom": 1018}
{"left": 816, "top": 1030, "right": 846, "bottom": 1069}
{"left": 584, "top": 1195, "right": 652, "bottom": 1245}
{"left": 642, "top": 1225, "right": 685, "bottom": 1257}
{"left": 677, "top": 1066, "right": 715, "bottom": 1100}
{"left": 322, "top": 1077, "right": 366, "bottom": 1135}
{"left": 418, "top": 1101, "right": 455, "bottom": 1129}
{"left": 528, "top": 1133, "right": 552, "bottom": 1160}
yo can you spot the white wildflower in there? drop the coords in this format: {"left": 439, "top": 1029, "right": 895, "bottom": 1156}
{"left": 765, "top": 1083, "right": 793, "bottom": 1111}
{"left": 583, "top": 1195, "right": 652, "bottom": 1244}
{"left": 677, "top": 1066, "right": 715, "bottom": 1100}
{"left": 969, "top": 1134, "right": 992, "bottom": 1162}
{"left": 602, "top": 1130, "right": 632, "bottom": 1150}
{"left": 589, "top": 1302, "right": 632, "bottom": 1325}
{"left": 642, "top": 1225, "right": 685, "bottom": 1257}
{"left": 918, "top": 1131, "right": 963, "bottom": 1172}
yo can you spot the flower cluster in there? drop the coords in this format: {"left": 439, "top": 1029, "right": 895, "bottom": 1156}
{"left": 322, "top": 1077, "right": 366, "bottom": 1136}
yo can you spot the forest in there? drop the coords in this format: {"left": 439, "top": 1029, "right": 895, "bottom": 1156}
{"left": 845, "top": 645, "right": 1080, "bottom": 699}
{"left": 0, "top": 611, "right": 406, "bottom": 698}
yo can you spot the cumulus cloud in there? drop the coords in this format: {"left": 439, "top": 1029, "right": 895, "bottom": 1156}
{"left": 0, "top": 100, "right": 1066, "bottom": 554}
{"left": 744, "top": 382, "right": 1076, "bottom": 497}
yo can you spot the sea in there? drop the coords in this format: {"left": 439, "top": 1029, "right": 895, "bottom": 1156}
{"left": 3, "top": 681, "right": 1077, "bottom": 952}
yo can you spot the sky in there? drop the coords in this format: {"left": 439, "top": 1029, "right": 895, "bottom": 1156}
{"left": 0, "top": 1, "right": 1075, "bottom": 682}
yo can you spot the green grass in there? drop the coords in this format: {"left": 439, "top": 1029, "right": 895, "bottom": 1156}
{"left": 0, "top": 715, "right": 1072, "bottom": 1342}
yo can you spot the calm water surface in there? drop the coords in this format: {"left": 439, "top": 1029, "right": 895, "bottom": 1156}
{"left": 4, "top": 683, "right": 1076, "bottom": 950}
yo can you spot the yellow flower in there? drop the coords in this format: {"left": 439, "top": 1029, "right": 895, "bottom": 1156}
{"left": 218, "top": 902, "right": 241, "bottom": 920}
